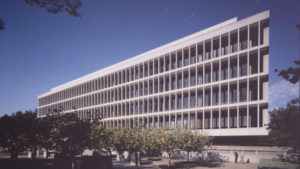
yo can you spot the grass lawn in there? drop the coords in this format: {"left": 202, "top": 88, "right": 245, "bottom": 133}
{"left": 258, "top": 158, "right": 299, "bottom": 169}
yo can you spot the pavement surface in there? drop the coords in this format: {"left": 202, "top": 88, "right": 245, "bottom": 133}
{"left": 113, "top": 158, "right": 258, "bottom": 169}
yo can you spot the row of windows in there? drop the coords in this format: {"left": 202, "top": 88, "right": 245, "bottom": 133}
{"left": 40, "top": 48, "right": 268, "bottom": 109}
{"left": 39, "top": 20, "right": 269, "bottom": 106}
{"left": 39, "top": 78, "right": 267, "bottom": 117}
{"left": 76, "top": 105, "right": 265, "bottom": 129}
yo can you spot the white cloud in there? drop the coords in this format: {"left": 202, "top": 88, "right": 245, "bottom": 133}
{"left": 269, "top": 80, "right": 299, "bottom": 110}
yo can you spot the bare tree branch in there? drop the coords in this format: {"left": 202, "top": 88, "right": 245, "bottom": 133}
{"left": 24, "top": 0, "right": 82, "bottom": 17}
{"left": 0, "top": 19, "right": 5, "bottom": 30}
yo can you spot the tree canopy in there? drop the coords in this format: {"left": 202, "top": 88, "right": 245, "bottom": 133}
{"left": 0, "top": 0, "right": 82, "bottom": 30}
{"left": 0, "top": 111, "right": 38, "bottom": 159}
{"left": 268, "top": 99, "right": 300, "bottom": 163}
{"left": 275, "top": 60, "right": 300, "bottom": 84}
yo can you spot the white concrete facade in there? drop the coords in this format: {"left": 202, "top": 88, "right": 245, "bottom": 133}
{"left": 38, "top": 11, "right": 270, "bottom": 136}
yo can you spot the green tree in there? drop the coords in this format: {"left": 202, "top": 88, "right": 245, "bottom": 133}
{"left": 125, "top": 125, "right": 144, "bottom": 169}
{"left": 22, "top": 110, "right": 40, "bottom": 159}
{"left": 52, "top": 112, "right": 91, "bottom": 158}
{"left": 0, "top": 111, "right": 32, "bottom": 159}
{"left": 113, "top": 127, "right": 128, "bottom": 156}
{"left": 90, "top": 124, "right": 114, "bottom": 156}
{"left": 38, "top": 113, "right": 57, "bottom": 159}
{"left": 178, "top": 129, "right": 211, "bottom": 161}
{"left": 142, "top": 127, "right": 164, "bottom": 156}
{"left": 159, "top": 127, "right": 182, "bottom": 167}
{"left": 268, "top": 99, "right": 300, "bottom": 163}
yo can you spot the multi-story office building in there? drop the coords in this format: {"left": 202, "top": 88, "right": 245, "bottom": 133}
{"left": 38, "top": 11, "right": 269, "bottom": 137}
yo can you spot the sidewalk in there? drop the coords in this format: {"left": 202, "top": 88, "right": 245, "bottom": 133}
{"left": 113, "top": 158, "right": 258, "bottom": 169}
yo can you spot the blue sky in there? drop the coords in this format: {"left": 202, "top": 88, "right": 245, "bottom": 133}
{"left": 0, "top": 0, "right": 299, "bottom": 116}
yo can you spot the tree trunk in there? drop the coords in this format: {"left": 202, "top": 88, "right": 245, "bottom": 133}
{"left": 31, "top": 147, "right": 37, "bottom": 159}
{"left": 135, "top": 151, "right": 139, "bottom": 169}
{"left": 45, "top": 149, "right": 49, "bottom": 159}
{"left": 187, "top": 151, "right": 190, "bottom": 161}
{"left": 168, "top": 153, "right": 171, "bottom": 167}
{"left": 10, "top": 152, "right": 18, "bottom": 159}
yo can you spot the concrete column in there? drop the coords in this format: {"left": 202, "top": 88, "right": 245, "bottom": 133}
{"left": 146, "top": 116, "right": 149, "bottom": 128}
{"left": 188, "top": 111, "right": 191, "bottom": 129}
{"left": 263, "top": 54, "right": 269, "bottom": 73}
{"left": 218, "top": 108, "right": 221, "bottom": 129}
{"left": 163, "top": 115, "right": 166, "bottom": 128}
{"left": 227, "top": 107, "right": 230, "bottom": 129}
{"left": 237, "top": 27, "right": 240, "bottom": 51}
{"left": 257, "top": 104, "right": 260, "bottom": 128}
{"left": 181, "top": 112, "right": 184, "bottom": 129}
{"left": 152, "top": 116, "right": 155, "bottom": 128}
{"left": 247, "top": 105, "right": 249, "bottom": 128}
{"left": 195, "top": 111, "right": 198, "bottom": 129}
{"left": 263, "top": 108, "right": 268, "bottom": 127}
{"left": 237, "top": 107, "right": 239, "bottom": 128}
{"left": 263, "top": 81, "right": 269, "bottom": 101}
{"left": 263, "top": 27, "right": 269, "bottom": 45}
{"left": 210, "top": 109, "right": 213, "bottom": 129}
{"left": 202, "top": 110, "right": 205, "bottom": 130}
{"left": 169, "top": 113, "right": 171, "bottom": 128}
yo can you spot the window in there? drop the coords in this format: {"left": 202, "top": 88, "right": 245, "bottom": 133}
{"left": 159, "top": 79, "right": 164, "bottom": 92}
{"left": 205, "top": 91, "right": 211, "bottom": 106}
{"left": 184, "top": 73, "right": 189, "bottom": 88}
{"left": 184, "top": 50, "right": 189, "bottom": 66}
{"left": 212, "top": 90, "right": 219, "bottom": 105}
{"left": 231, "top": 65, "right": 237, "bottom": 78}
{"left": 139, "top": 102, "right": 143, "bottom": 113}
{"left": 183, "top": 94, "right": 188, "bottom": 109}
{"left": 171, "top": 76, "right": 176, "bottom": 90}
{"left": 140, "top": 66, "right": 143, "bottom": 78}
{"left": 139, "top": 84, "right": 143, "bottom": 96}
{"left": 240, "top": 87, "right": 247, "bottom": 102}
{"left": 177, "top": 52, "right": 182, "bottom": 68}
{"left": 149, "top": 62, "right": 153, "bottom": 76}
{"left": 197, "top": 92, "right": 203, "bottom": 107}
{"left": 165, "top": 97, "right": 169, "bottom": 110}
{"left": 221, "top": 67, "right": 228, "bottom": 80}
{"left": 190, "top": 72, "right": 196, "bottom": 86}
{"left": 190, "top": 93, "right": 195, "bottom": 108}
{"left": 197, "top": 71, "right": 203, "bottom": 84}
{"left": 221, "top": 89, "right": 228, "bottom": 104}
{"left": 149, "top": 100, "right": 153, "bottom": 112}
{"left": 135, "top": 85, "right": 139, "bottom": 97}
{"left": 165, "top": 77, "right": 169, "bottom": 91}
{"left": 160, "top": 58, "right": 164, "bottom": 73}
{"left": 171, "top": 54, "right": 176, "bottom": 69}
{"left": 177, "top": 95, "right": 182, "bottom": 109}
{"left": 241, "top": 63, "right": 247, "bottom": 76}
{"left": 135, "top": 67, "right": 139, "bottom": 80}
{"left": 205, "top": 72, "right": 211, "bottom": 83}
{"left": 177, "top": 74, "right": 182, "bottom": 89}
{"left": 149, "top": 82, "right": 153, "bottom": 94}
{"left": 213, "top": 69, "right": 219, "bottom": 82}
{"left": 144, "top": 83, "right": 148, "bottom": 95}
{"left": 171, "top": 96, "right": 176, "bottom": 110}
{"left": 231, "top": 88, "right": 237, "bottom": 103}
